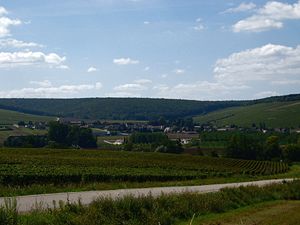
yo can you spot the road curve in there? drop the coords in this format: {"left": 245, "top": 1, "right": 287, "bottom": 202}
{"left": 0, "top": 179, "right": 294, "bottom": 213}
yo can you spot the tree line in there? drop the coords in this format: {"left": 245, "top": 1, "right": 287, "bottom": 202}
{"left": 5, "top": 122, "right": 97, "bottom": 149}
{"left": 226, "top": 133, "right": 300, "bottom": 162}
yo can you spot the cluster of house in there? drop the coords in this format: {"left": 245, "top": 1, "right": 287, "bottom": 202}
{"left": 11, "top": 118, "right": 299, "bottom": 147}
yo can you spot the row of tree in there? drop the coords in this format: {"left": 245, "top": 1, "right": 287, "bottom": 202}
{"left": 124, "top": 132, "right": 183, "bottom": 154}
{"left": 226, "top": 134, "right": 300, "bottom": 161}
{"left": 5, "top": 122, "right": 97, "bottom": 148}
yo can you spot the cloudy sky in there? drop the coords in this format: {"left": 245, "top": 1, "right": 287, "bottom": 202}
{"left": 0, "top": 0, "right": 299, "bottom": 100}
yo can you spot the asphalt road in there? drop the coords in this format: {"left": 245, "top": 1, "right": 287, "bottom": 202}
{"left": 0, "top": 178, "right": 294, "bottom": 213}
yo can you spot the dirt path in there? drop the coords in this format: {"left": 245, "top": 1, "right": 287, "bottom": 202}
{"left": 0, "top": 179, "right": 294, "bottom": 213}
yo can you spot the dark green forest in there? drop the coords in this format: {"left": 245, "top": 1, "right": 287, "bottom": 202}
{"left": 0, "top": 94, "right": 299, "bottom": 121}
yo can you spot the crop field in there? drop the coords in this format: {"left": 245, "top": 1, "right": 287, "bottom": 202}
{"left": 0, "top": 148, "right": 289, "bottom": 187}
{"left": 0, "top": 109, "right": 55, "bottom": 125}
{"left": 194, "top": 101, "right": 300, "bottom": 128}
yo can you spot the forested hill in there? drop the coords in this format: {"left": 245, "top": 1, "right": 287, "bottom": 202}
{"left": 0, "top": 94, "right": 299, "bottom": 121}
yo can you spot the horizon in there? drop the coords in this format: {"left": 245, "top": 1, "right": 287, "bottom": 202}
{"left": 1, "top": 1, "right": 300, "bottom": 100}
{"left": 0, "top": 92, "right": 299, "bottom": 102}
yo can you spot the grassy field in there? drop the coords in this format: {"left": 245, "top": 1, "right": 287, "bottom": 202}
{"left": 0, "top": 127, "right": 47, "bottom": 146}
{"left": 194, "top": 101, "right": 300, "bottom": 128}
{"left": 0, "top": 148, "right": 295, "bottom": 197}
{"left": 0, "top": 109, "right": 55, "bottom": 125}
{"left": 179, "top": 201, "right": 300, "bottom": 225}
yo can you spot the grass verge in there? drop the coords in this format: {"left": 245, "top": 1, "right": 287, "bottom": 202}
{"left": 1, "top": 180, "right": 300, "bottom": 225}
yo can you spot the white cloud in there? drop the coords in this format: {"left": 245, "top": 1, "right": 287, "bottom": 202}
{"left": 144, "top": 21, "right": 150, "bottom": 25}
{"left": 0, "top": 7, "right": 8, "bottom": 16}
{"left": 29, "top": 80, "right": 52, "bottom": 87}
{"left": 214, "top": 44, "right": 300, "bottom": 85}
{"left": 254, "top": 91, "right": 279, "bottom": 99}
{"left": 144, "top": 66, "right": 150, "bottom": 71}
{"left": 224, "top": 2, "right": 256, "bottom": 13}
{"left": 0, "top": 51, "right": 67, "bottom": 68}
{"left": 174, "top": 69, "right": 185, "bottom": 74}
{"left": 233, "top": 0, "right": 300, "bottom": 32}
{"left": 0, "top": 6, "right": 22, "bottom": 37}
{"left": 114, "top": 83, "right": 148, "bottom": 92}
{"left": 193, "top": 18, "right": 205, "bottom": 31}
{"left": 154, "top": 81, "right": 249, "bottom": 100}
{"left": 113, "top": 57, "right": 139, "bottom": 65}
{"left": 193, "top": 24, "right": 204, "bottom": 31}
{"left": 0, "top": 39, "right": 43, "bottom": 48}
{"left": 134, "top": 79, "right": 152, "bottom": 84}
{"left": 57, "top": 65, "right": 69, "bottom": 70}
{"left": 106, "top": 91, "right": 141, "bottom": 98}
{"left": 87, "top": 66, "right": 98, "bottom": 73}
{"left": 0, "top": 82, "right": 102, "bottom": 98}
{"left": 95, "top": 82, "right": 103, "bottom": 89}
{"left": 272, "top": 79, "right": 300, "bottom": 85}
{"left": 111, "top": 79, "right": 152, "bottom": 97}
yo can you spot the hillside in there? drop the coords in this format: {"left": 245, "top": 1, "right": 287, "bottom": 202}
{"left": 0, "top": 98, "right": 246, "bottom": 121}
{"left": 0, "top": 109, "right": 55, "bottom": 125}
{"left": 194, "top": 101, "right": 300, "bottom": 128}
{"left": 0, "top": 94, "right": 299, "bottom": 121}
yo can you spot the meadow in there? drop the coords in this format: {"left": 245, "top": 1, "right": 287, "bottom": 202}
{"left": 0, "top": 148, "right": 292, "bottom": 197}
{"left": 0, "top": 109, "right": 55, "bottom": 125}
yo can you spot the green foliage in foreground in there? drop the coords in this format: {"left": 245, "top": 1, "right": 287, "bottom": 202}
{"left": 0, "top": 148, "right": 289, "bottom": 187}
{"left": 1, "top": 180, "right": 300, "bottom": 225}
{"left": 194, "top": 101, "right": 300, "bottom": 128}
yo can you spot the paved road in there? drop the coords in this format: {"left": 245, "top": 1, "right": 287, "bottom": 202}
{"left": 0, "top": 179, "right": 294, "bottom": 213}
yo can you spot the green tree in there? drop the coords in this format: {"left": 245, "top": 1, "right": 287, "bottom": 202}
{"left": 48, "top": 122, "right": 70, "bottom": 145}
{"left": 48, "top": 122, "right": 96, "bottom": 148}
{"left": 284, "top": 144, "right": 300, "bottom": 162}
{"left": 226, "top": 134, "right": 261, "bottom": 160}
{"left": 264, "top": 136, "right": 282, "bottom": 160}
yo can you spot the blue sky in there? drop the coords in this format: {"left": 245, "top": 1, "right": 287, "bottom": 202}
{"left": 0, "top": 0, "right": 299, "bottom": 100}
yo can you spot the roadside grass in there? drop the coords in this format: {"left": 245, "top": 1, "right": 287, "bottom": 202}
{"left": 177, "top": 200, "right": 300, "bottom": 225}
{"left": 1, "top": 180, "right": 300, "bottom": 225}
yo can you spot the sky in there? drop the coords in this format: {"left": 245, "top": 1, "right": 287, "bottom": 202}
{"left": 0, "top": 0, "right": 299, "bottom": 100}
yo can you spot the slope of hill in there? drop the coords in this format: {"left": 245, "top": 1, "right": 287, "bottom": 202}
{"left": 0, "top": 109, "right": 55, "bottom": 125}
{"left": 0, "top": 98, "right": 246, "bottom": 121}
{"left": 194, "top": 101, "right": 300, "bottom": 128}
{"left": 0, "top": 94, "right": 298, "bottom": 121}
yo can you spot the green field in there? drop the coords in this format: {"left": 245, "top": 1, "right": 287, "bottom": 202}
{"left": 179, "top": 201, "right": 300, "bottom": 225}
{"left": 194, "top": 101, "right": 300, "bottom": 128}
{"left": 0, "top": 109, "right": 55, "bottom": 125}
{"left": 0, "top": 148, "right": 293, "bottom": 197}
{"left": 0, "top": 127, "right": 47, "bottom": 146}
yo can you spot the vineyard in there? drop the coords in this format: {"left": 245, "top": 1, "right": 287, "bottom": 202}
{"left": 0, "top": 148, "right": 289, "bottom": 186}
